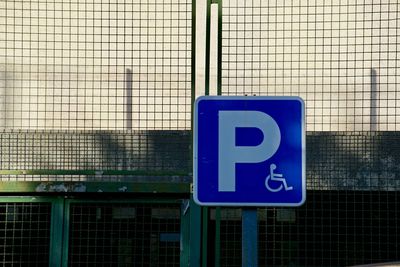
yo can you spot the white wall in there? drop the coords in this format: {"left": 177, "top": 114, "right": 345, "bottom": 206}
{"left": 0, "top": 0, "right": 192, "bottom": 130}
{"left": 1, "top": 0, "right": 399, "bottom": 131}
{"left": 220, "top": 0, "right": 400, "bottom": 131}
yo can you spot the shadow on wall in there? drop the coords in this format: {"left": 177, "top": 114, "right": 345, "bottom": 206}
{"left": 307, "top": 132, "right": 400, "bottom": 191}
{"left": 0, "top": 129, "right": 192, "bottom": 183}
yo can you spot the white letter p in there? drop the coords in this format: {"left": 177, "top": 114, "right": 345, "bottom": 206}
{"left": 218, "top": 111, "right": 281, "bottom": 192}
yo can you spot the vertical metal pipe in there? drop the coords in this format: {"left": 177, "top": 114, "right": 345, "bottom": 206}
{"left": 214, "top": 207, "right": 221, "bottom": 267}
{"left": 49, "top": 198, "right": 65, "bottom": 267}
{"left": 217, "top": 0, "right": 222, "bottom": 96}
{"left": 190, "top": 197, "right": 202, "bottom": 267}
{"left": 202, "top": 207, "right": 209, "bottom": 267}
{"left": 0, "top": 71, "right": 5, "bottom": 128}
{"left": 125, "top": 68, "right": 133, "bottom": 130}
{"left": 209, "top": 4, "right": 219, "bottom": 96}
{"left": 205, "top": 0, "right": 212, "bottom": 95}
{"left": 242, "top": 208, "right": 258, "bottom": 267}
{"left": 370, "top": 68, "right": 378, "bottom": 131}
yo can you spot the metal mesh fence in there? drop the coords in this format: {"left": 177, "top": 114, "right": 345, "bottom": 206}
{"left": 214, "top": 132, "right": 400, "bottom": 266}
{"left": 220, "top": 0, "right": 400, "bottom": 131}
{"left": 259, "top": 191, "right": 400, "bottom": 267}
{"left": 68, "top": 202, "right": 181, "bottom": 267}
{"left": 215, "top": 191, "right": 400, "bottom": 267}
{"left": 0, "top": 0, "right": 400, "bottom": 266}
{"left": 0, "top": 202, "right": 51, "bottom": 266}
{"left": 0, "top": 130, "right": 191, "bottom": 182}
{"left": 215, "top": 2, "right": 400, "bottom": 264}
{"left": 0, "top": 0, "right": 192, "bottom": 130}
{"left": 218, "top": 208, "right": 242, "bottom": 267}
{"left": 307, "top": 131, "right": 400, "bottom": 191}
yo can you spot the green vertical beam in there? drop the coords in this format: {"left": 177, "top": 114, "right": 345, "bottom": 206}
{"left": 49, "top": 197, "right": 64, "bottom": 267}
{"left": 191, "top": 0, "right": 197, "bottom": 117}
{"left": 180, "top": 200, "right": 190, "bottom": 267}
{"left": 191, "top": 1, "right": 200, "bottom": 265}
{"left": 205, "top": 0, "right": 212, "bottom": 95}
{"left": 61, "top": 200, "right": 71, "bottom": 267}
{"left": 217, "top": 0, "right": 222, "bottom": 96}
{"left": 191, "top": 1, "right": 201, "bottom": 266}
{"left": 201, "top": 207, "right": 208, "bottom": 267}
{"left": 214, "top": 207, "right": 221, "bottom": 267}
{"left": 190, "top": 196, "right": 202, "bottom": 267}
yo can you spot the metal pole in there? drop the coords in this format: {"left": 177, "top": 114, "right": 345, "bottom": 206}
{"left": 49, "top": 198, "right": 65, "bottom": 267}
{"left": 190, "top": 197, "right": 202, "bottom": 267}
{"left": 242, "top": 208, "right": 258, "bottom": 267}
{"left": 125, "top": 68, "right": 133, "bottom": 129}
{"left": 215, "top": 207, "right": 221, "bottom": 267}
{"left": 370, "top": 68, "right": 378, "bottom": 131}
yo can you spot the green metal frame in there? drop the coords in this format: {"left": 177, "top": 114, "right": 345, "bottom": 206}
{"left": 63, "top": 198, "right": 187, "bottom": 267}
{"left": 201, "top": 207, "right": 209, "bottom": 267}
{"left": 187, "top": 196, "right": 201, "bottom": 267}
{"left": 180, "top": 199, "right": 191, "bottom": 266}
{"left": 0, "top": 181, "right": 190, "bottom": 193}
{"left": 0, "top": 0, "right": 202, "bottom": 266}
{"left": 0, "top": 0, "right": 197, "bottom": 195}
{"left": 200, "top": 0, "right": 223, "bottom": 265}
{"left": 216, "top": 0, "right": 222, "bottom": 95}
{"left": 0, "top": 196, "right": 199, "bottom": 267}
{"left": 0, "top": 196, "right": 65, "bottom": 267}
{"left": 52, "top": 198, "right": 65, "bottom": 267}
{"left": 0, "top": 169, "right": 189, "bottom": 176}
{"left": 214, "top": 207, "right": 221, "bottom": 267}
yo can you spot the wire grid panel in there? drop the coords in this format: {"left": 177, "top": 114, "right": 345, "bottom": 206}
{"left": 0, "top": 0, "right": 192, "bottom": 130}
{"left": 68, "top": 202, "right": 181, "bottom": 267}
{"left": 258, "top": 191, "right": 400, "bottom": 267}
{"left": 0, "top": 130, "right": 191, "bottom": 181}
{"left": 217, "top": 208, "right": 242, "bottom": 267}
{"left": 214, "top": 131, "right": 400, "bottom": 266}
{"left": 215, "top": 192, "right": 400, "bottom": 267}
{"left": 2, "top": 130, "right": 398, "bottom": 188}
{"left": 220, "top": 0, "right": 400, "bottom": 131}
{"left": 307, "top": 131, "right": 400, "bottom": 191}
{"left": 0, "top": 202, "right": 51, "bottom": 266}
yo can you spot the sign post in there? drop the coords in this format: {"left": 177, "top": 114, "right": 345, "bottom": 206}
{"left": 193, "top": 96, "right": 305, "bottom": 265}
{"left": 242, "top": 208, "right": 258, "bottom": 267}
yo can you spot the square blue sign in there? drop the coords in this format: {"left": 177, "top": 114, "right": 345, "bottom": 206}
{"left": 194, "top": 96, "right": 305, "bottom": 206}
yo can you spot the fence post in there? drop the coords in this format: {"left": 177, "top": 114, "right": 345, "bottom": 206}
{"left": 190, "top": 196, "right": 202, "bottom": 267}
{"left": 242, "top": 208, "right": 258, "bottom": 267}
{"left": 125, "top": 68, "right": 133, "bottom": 130}
{"left": 49, "top": 197, "right": 65, "bottom": 267}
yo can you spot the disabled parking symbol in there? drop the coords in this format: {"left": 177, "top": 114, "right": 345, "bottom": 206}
{"left": 265, "top": 163, "right": 293, "bottom": 193}
{"left": 194, "top": 96, "right": 305, "bottom": 207}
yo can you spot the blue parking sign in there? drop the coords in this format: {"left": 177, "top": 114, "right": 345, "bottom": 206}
{"left": 193, "top": 96, "right": 306, "bottom": 206}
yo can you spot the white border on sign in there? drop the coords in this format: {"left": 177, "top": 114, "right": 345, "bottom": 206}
{"left": 193, "top": 96, "right": 306, "bottom": 207}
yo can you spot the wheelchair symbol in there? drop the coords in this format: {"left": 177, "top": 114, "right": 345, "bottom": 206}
{"left": 265, "top": 164, "right": 293, "bottom": 192}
